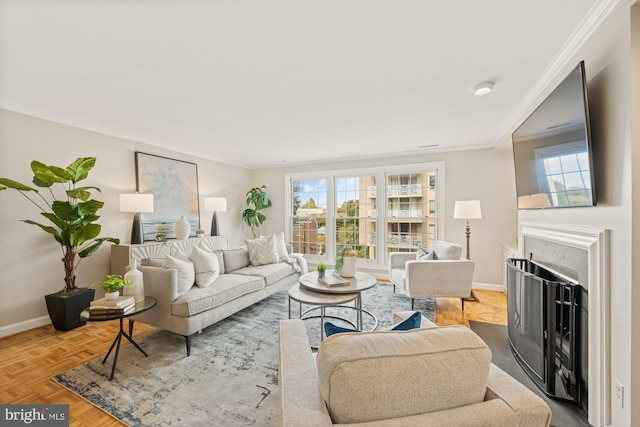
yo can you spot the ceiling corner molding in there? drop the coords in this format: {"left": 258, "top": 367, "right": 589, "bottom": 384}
{"left": 493, "top": 0, "right": 621, "bottom": 150}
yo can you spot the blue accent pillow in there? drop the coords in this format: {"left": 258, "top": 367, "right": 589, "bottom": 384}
{"left": 324, "top": 311, "right": 422, "bottom": 337}
{"left": 390, "top": 310, "right": 422, "bottom": 330}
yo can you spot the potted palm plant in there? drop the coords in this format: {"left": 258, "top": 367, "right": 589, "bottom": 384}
{"left": 0, "top": 157, "right": 120, "bottom": 331}
{"left": 242, "top": 185, "right": 272, "bottom": 238}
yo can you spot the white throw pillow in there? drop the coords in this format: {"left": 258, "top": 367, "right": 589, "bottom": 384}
{"left": 275, "top": 232, "right": 289, "bottom": 260}
{"left": 163, "top": 254, "right": 195, "bottom": 294}
{"left": 190, "top": 245, "right": 220, "bottom": 288}
{"left": 245, "top": 234, "right": 279, "bottom": 266}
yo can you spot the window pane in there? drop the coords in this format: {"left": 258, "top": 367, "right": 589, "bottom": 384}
{"left": 386, "top": 171, "right": 437, "bottom": 255}
{"left": 291, "top": 179, "right": 327, "bottom": 255}
{"left": 335, "top": 175, "right": 376, "bottom": 261}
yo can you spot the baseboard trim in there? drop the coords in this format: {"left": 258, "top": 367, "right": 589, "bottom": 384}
{"left": 472, "top": 282, "right": 506, "bottom": 292}
{"left": 0, "top": 315, "right": 50, "bottom": 338}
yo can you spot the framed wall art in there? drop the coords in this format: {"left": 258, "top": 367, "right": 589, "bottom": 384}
{"left": 135, "top": 152, "right": 200, "bottom": 241}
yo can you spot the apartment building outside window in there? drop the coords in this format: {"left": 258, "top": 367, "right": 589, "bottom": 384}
{"left": 285, "top": 162, "right": 444, "bottom": 269}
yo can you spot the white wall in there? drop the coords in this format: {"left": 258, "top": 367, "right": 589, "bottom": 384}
{"left": 252, "top": 147, "right": 517, "bottom": 286}
{"left": 0, "top": 109, "right": 252, "bottom": 335}
{"left": 514, "top": 2, "right": 635, "bottom": 425}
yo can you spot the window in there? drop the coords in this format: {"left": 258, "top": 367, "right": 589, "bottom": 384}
{"left": 335, "top": 175, "right": 376, "bottom": 261}
{"left": 286, "top": 162, "right": 444, "bottom": 269}
{"left": 386, "top": 172, "right": 437, "bottom": 255}
{"left": 291, "top": 179, "right": 327, "bottom": 255}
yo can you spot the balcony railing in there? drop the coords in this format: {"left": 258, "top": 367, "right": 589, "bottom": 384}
{"left": 387, "top": 184, "right": 423, "bottom": 197}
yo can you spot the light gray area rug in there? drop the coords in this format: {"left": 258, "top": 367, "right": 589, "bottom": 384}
{"left": 54, "top": 283, "right": 433, "bottom": 427}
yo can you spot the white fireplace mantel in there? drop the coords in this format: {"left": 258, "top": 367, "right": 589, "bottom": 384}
{"left": 520, "top": 222, "right": 609, "bottom": 427}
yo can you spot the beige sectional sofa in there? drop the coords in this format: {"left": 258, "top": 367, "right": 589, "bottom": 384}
{"left": 134, "top": 244, "right": 307, "bottom": 355}
{"left": 279, "top": 311, "right": 551, "bottom": 426}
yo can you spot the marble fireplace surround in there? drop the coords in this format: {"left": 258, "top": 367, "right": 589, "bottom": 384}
{"left": 519, "top": 222, "right": 609, "bottom": 427}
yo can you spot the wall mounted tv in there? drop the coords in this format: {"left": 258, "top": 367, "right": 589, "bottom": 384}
{"left": 512, "top": 61, "right": 595, "bottom": 209}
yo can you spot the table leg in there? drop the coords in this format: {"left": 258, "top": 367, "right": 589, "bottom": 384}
{"left": 102, "top": 317, "right": 149, "bottom": 381}
{"left": 129, "top": 319, "right": 135, "bottom": 337}
{"left": 288, "top": 296, "right": 291, "bottom": 319}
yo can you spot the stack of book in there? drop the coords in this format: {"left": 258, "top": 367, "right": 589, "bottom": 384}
{"left": 319, "top": 275, "right": 350, "bottom": 287}
{"left": 88, "top": 295, "right": 135, "bottom": 319}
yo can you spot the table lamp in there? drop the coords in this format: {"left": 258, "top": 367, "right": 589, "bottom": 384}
{"left": 204, "top": 197, "right": 227, "bottom": 236}
{"left": 120, "top": 193, "right": 154, "bottom": 244}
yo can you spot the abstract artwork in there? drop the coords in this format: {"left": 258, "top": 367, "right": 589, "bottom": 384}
{"left": 135, "top": 152, "right": 200, "bottom": 241}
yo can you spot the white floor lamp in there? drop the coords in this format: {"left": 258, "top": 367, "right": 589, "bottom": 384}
{"left": 454, "top": 199, "right": 482, "bottom": 301}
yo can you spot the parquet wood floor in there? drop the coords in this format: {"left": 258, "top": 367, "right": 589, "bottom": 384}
{"left": 0, "top": 288, "right": 506, "bottom": 426}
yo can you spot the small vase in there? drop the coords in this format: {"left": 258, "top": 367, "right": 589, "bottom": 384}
{"left": 174, "top": 216, "right": 191, "bottom": 240}
{"left": 105, "top": 291, "right": 119, "bottom": 301}
{"left": 318, "top": 270, "right": 326, "bottom": 278}
{"left": 123, "top": 259, "right": 145, "bottom": 303}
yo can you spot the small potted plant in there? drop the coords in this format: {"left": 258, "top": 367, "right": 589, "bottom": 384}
{"left": 155, "top": 233, "right": 167, "bottom": 242}
{"left": 316, "top": 262, "right": 328, "bottom": 278}
{"left": 92, "top": 274, "right": 131, "bottom": 300}
{"left": 195, "top": 228, "right": 205, "bottom": 238}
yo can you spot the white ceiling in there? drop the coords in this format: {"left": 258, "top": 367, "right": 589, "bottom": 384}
{"left": 0, "top": 0, "right": 608, "bottom": 169}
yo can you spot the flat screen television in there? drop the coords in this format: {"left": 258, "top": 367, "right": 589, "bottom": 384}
{"left": 512, "top": 61, "right": 596, "bottom": 209}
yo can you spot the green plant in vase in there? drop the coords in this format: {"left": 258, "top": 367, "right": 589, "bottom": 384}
{"left": 91, "top": 274, "right": 131, "bottom": 299}
{"left": 333, "top": 247, "right": 345, "bottom": 276}
{"left": 316, "top": 262, "right": 328, "bottom": 278}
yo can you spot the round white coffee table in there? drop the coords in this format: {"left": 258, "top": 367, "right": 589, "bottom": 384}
{"left": 291, "top": 271, "right": 378, "bottom": 346}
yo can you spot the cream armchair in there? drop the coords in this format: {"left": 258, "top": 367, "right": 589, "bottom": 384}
{"left": 388, "top": 240, "right": 475, "bottom": 311}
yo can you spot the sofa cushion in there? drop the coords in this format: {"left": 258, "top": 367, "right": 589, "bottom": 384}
{"left": 162, "top": 254, "right": 195, "bottom": 294}
{"left": 430, "top": 240, "right": 462, "bottom": 260}
{"left": 233, "top": 262, "right": 297, "bottom": 286}
{"left": 316, "top": 326, "right": 492, "bottom": 424}
{"left": 222, "top": 247, "right": 251, "bottom": 273}
{"left": 246, "top": 235, "right": 280, "bottom": 266}
{"left": 170, "top": 274, "right": 265, "bottom": 317}
{"left": 189, "top": 246, "right": 220, "bottom": 288}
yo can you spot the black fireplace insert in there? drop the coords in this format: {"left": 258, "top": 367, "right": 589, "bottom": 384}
{"left": 506, "top": 258, "right": 582, "bottom": 403}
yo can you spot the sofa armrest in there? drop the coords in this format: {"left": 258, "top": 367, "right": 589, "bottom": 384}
{"left": 132, "top": 266, "right": 179, "bottom": 331}
{"left": 139, "top": 265, "right": 179, "bottom": 303}
{"left": 279, "top": 320, "right": 333, "bottom": 427}
{"left": 485, "top": 364, "right": 552, "bottom": 427}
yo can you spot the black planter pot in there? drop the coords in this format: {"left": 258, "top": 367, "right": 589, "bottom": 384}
{"left": 45, "top": 288, "right": 95, "bottom": 331}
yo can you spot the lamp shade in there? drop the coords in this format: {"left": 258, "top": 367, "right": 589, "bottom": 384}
{"left": 454, "top": 200, "right": 482, "bottom": 219}
{"left": 120, "top": 193, "right": 154, "bottom": 213}
{"left": 204, "top": 197, "right": 227, "bottom": 212}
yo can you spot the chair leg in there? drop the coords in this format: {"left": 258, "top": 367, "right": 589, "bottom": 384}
{"left": 411, "top": 299, "right": 415, "bottom": 310}
{"left": 461, "top": 298, "right": 465, "bottom": 311}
